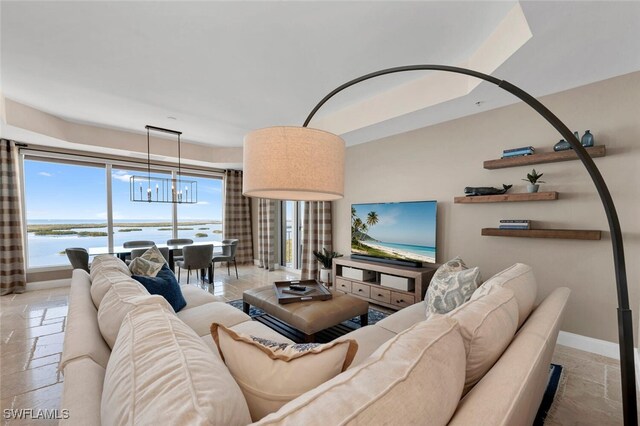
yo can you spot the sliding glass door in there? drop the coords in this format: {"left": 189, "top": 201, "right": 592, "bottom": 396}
{"left": 281, "top": 201, "right": 304, "bottom": 269}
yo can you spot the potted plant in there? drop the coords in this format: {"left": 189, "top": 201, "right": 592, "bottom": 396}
{"left": 522, "top": 168, "right": 545, "bottom": 193}
{"left": 313, "top": 248, "right": 343, "bottom": 285}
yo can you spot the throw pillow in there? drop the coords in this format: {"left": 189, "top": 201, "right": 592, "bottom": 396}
{"left": 425, "top": 257, "right": 482, "bottom": 317}
{"left": 210, "top": 323, "right": 358, "bottom": 421}
{"left": 132, "top": 263, "right": 187, "bottom": 312}
{"left": 128, "top": 245, "right": 166, "bottom": 277}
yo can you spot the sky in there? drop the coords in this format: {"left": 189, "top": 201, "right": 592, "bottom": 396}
{"left": 24, "top": 159, "right": 223, "bottom": 222}
{"left": 352, "top": 201, "right": 436, "bottom": 247}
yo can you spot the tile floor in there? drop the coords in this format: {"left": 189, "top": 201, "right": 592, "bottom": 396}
{"left": 0, "top": 265, "right": 629, "bottom": 425}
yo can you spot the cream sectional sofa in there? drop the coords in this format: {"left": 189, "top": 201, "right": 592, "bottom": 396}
{"left": 60, "top": 256, "right": 570, "bottom": 425}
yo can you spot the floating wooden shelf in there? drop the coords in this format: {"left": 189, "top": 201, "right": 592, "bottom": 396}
{"left": 454, "top": 191, "right": 558, "bottom": 203}
{"left": 481, "top": 228, "right": 602, "bottom": 240}
{"left": 483, "top": 146, "right": 606, "bottom": 169}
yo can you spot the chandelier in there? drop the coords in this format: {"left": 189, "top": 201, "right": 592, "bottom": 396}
{"left": 129, "top": 125, "right": 197, "bottom": 204}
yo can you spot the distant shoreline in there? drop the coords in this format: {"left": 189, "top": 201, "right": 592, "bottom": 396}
{"left": 27, "top": 220, "right": 222, "bottom": 233}
{"left": 360, "top": 241, "right": 435, "bottom": 263}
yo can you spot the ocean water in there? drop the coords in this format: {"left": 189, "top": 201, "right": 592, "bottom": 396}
{"left": 27, "top": 220, "right": 222, "bottom": 268}
{"left": 367, "top": 241, "right": 436, "bottom": 259}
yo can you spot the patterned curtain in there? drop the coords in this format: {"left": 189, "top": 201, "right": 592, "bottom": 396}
{"left": 301, "top": 201, "right": 332, "bottom": 280}
{"left": 223, "top": 170, "right": 253, "bottom": 264}
{"left": 1, "top": 140, "right": 27, "bottom": 295}
{"left": 257, "top": 199, "right": 276, "bottom": 270}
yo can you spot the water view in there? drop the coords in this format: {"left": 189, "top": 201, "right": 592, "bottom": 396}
{"left": 27, "top": 219, "right": 223, "bottom": 268}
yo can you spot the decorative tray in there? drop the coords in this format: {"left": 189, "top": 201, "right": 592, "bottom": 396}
{"left": 273, "top": 280, "right": 333, "bottom": 304}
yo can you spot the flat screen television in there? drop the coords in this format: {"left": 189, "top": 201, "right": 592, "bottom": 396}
{"left": 351, "top": 200, "right": 436, "bottom": 266}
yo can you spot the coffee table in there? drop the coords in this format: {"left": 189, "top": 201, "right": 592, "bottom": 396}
{"left": 243, "top": 285, "right": 369, "bottom": 342}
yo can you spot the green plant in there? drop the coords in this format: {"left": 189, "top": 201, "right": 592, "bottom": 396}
{"left": 313, "top": 248, "right": 343, "bottom": 269}
{"left": 522, "top": 168, "right": 545, "bottom": 184}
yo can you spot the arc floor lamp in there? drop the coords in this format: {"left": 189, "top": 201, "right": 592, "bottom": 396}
{"left": 242, "top": 65, "right": 636, "bottom": 424}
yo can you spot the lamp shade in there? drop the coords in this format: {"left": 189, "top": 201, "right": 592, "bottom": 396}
{"left": 242, "top": 126, "right": 345, "bottom": 201}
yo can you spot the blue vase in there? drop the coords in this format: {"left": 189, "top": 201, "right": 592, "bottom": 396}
{"left": 581, "top": 130, "right": 594, "bottom": 147}
{"left": 554, "top": 139, "right": 571, "bottom": 151}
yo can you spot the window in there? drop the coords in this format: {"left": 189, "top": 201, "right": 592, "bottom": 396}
{"left": 24, "top": 158, "right": 107, "bottom": 268}
{"left": 111, "top": 167, "right": 174, "bottom": 247}
{"left": 177, "top": 174, "right": 223, "bottom": 243}
{"left": 21, "top": 153, "right": 224, "bottom": 270}
{"left": 281, "top": 201, "right": 305, "bottom": 269}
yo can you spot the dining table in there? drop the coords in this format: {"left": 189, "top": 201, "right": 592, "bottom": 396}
{"left": 88, "top": 240, "right": 229, "bottom": 282}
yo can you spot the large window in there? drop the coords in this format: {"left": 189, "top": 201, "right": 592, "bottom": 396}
{"left": 22, "top": 154, "right": 223, "bottom": 270}
{"left": 177, "top": 174, "right": 223, "bottom": 243}
{"left": 24, "top": 159, "right": 107, "bottom": 268}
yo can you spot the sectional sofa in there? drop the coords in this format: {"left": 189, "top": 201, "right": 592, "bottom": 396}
{"left": 60, "top": 255, "right": 569, "bottom": 425}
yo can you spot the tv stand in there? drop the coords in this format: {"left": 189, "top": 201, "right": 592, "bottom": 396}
{"left": 350, "top": 254, "right": 422, "bottom": 268}
{"left": 332, "top": 256, "right": 438, "bottom": 311}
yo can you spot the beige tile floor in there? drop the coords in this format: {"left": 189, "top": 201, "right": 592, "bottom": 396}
{"left": 0, "top": 265, "right": 628, "bottom": 425}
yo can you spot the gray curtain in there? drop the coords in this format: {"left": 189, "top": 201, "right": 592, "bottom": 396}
{"left": 223, "top": 170, "right": 253, "bottom": 264}
{"left": 1, "top": 140, "right": 27, "bottom": 295}
{"left": 301, "top": 201, "right": 332, "bottom": 280}
{"left": 257, "top": 199, "right": 276, "bottom": 270}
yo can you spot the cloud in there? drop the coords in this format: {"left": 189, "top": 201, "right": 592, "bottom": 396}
{"left": 38, "top": 172, "right": 53, "bottom": 177}
{"left": 111, "top": 170, "right": 132, "bottom": 182}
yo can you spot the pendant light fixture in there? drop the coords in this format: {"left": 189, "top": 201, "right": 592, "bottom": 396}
{"left": 129, "top": 125, "right": 197, "bottom": 204}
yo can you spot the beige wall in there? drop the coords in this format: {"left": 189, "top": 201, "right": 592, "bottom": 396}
{"left": 334, "top": 71, "right": 640, "bottom": 343}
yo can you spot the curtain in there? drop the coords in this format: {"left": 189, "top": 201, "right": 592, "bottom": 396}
{"left": 301, "top": 201, "right": 332, "bottom": 280}
{"left": 257, "top": 199, "right": 276, "bottom": 270}
{"left": 223, "top": 170, "right": 253, "bottom": 264}
{"left": 1, "top": 140, "right": 27, "bottom": 295}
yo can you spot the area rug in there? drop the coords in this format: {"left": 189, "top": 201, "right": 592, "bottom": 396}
{"left": 227, "top": 299, "right": 388, "bottom": 344}
{"left": 535, "top": 363, "right": 564, "bottom": 425}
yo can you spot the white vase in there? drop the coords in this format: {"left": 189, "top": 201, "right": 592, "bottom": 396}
{"left": 319, "top": 268, "right": 331, "bottom": 285}
{"left": 527, "top": 184, "right": 540, "bottom": 193}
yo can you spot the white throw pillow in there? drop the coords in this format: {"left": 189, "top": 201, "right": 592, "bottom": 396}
{"left": 253, "top": 316, "right": 466, "bottom": 426}
{"left": 128, "top": 245, "right": 167, "bottom": 277}
{"left": 425, "top": 257, "right": 482, "bottom": 317}
{"left": 446, "top": 287, "right": 519, "bottom": 394}
{"left": 211, "top": 323, "right": 358, "bottom": 421}
{"left": 102, "top": 304, "right": 251, "bottom": 426}
{"left": 97, "top": 281, "right": 172, "bottom": 348}
{"left": 470, "top": 263, "right": 538, "bottom": 328}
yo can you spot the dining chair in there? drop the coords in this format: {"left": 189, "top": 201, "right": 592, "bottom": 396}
{"left": 166, "top": 238, "right": 193, "bottom": 262}
{"left": 130, "top": 246, "right": 170, "bottom": 264}
{"left": 65, "top": 248, "right": 90, "bottom": 273}
{"left": 123, "top": 240, "right": 155, "bottom": 248}
{"left": 175, "top": 244, "right": 213, "bottom": 284}
{"left": 211, "top": 239, "right": 239, "bottom": 279}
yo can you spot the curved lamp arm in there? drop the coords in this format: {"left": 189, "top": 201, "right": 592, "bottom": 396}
{"left": 303, "top": 65, "right": 636, "bottom": 425}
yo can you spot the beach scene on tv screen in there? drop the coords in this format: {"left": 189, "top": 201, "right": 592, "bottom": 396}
{"left": 351, "top": 201, "right": 436, "bottom": 264}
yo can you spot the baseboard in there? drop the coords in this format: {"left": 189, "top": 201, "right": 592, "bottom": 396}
{"left": 27, "top": 278, "right": 71, "bottom": 291}
{"left": 557, "top": 330, "right": 620, "bottom": 360}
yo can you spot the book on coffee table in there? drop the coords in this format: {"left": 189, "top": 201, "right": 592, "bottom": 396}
{"left": 274, "top": 280, "right": 333, "bottom": 304}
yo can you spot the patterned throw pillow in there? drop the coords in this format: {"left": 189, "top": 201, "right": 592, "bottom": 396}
{"left": 425, "top": 257, "right": 482, "bottom": 318}
{"left": 210, "top": 323, "right": 358, "bottom": 421}
{"left": 128, "top": 245, "right": 166, "bottom": 277}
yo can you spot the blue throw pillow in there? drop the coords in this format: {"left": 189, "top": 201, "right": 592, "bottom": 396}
{"left": 132, "top": 264, "right": 187, "bottom": 312}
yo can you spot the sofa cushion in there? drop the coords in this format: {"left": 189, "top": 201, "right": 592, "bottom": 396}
{"left": 376, "top": 300, "right": 427, "bottom": 334}
{"left": 254, "top": 316, "right": 466, "bottom": 426}
{"left": 90, "top": 268, "right": 134, "bottom": 309}
{"left": 61, "top": 270, "right": 111, "bottom": 370}
{"left": 425, "top": 257, "right": 481, "bottom": 316}
{"left": 132, "top": 263, "right": 187, "bottom": 312}
{"left": 59, "top": 357, "right": 105, "bottom": 426}
{"left": 470, "top": 263, "right": 538, "bottom": 328}
{"left": 180, "top": 284, "right": 219, "bottom": 308}
{"left": 97, "top": 281, "right": 172, "bottom": 348}
{"left": 102, "top": 304, "right": 251, "bottom": 426}
{"left": 336, "top": 324, "right": 397, "bottom": 368}
{"left": 446, "top": 287, "right": 519, "bottom": 394}
{"left": 211, "top": 323, "right": 358, "bottom": 421}
{"left": 90, "top": 254, "right": 131, "bottom": 279}
{"left": 177, "top": 301, "right": 251, "bottom": 337}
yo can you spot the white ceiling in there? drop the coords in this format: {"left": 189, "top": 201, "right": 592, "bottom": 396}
{"left": 2, "top": 1, "right": 640, "bottom": 149}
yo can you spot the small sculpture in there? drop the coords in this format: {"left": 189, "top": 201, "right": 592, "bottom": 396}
{"left": 464, "top": 184, "right": 513, "bottom": 196}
